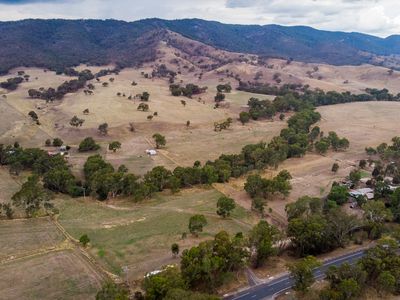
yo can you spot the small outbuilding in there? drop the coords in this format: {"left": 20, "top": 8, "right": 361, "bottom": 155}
{"left": 146, "top": 149, "right": 157, "bottom": 156}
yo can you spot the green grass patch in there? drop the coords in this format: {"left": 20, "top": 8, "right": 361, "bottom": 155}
{"left": 56, "top": 188, "right": 253, "bottom": 275}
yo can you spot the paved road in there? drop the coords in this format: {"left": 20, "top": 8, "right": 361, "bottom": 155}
{"left": 225, "top": 250, "right": 366, "bottom": 300}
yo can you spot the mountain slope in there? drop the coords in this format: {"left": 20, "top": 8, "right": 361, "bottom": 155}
{"left": 0, "top": 19, "right": 161, "bottom": 74}
{"left": 0, "top": 18, "right": 400, "bottom": 74}
{"left": 158, "top": 19, "right": 400, "bottom": 64}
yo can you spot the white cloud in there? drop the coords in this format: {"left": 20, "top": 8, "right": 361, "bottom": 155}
{"left": 0, "top": 0, "right": 399, "bottom": 37}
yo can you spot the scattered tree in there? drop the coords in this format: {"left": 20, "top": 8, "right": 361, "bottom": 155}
{"left": 108, "top": 141, "right": 121, "bottom": 152}
{"left": 78, "top": 137, "right": 100, "bottom": 152}
{"left": 249, "top": 220, "right": 280, "bottom": 268}
{"left": 214, "top": 92, "right": 225, "bottom": 102}
{"left": 239, "top": 111, "right": 250, "bottom": 125}
{"left": 70, "top": 115, "right": 85, "bottom": 127}
{"left": 140, "top": 91, "right": 150, "bottom": 101}
{"left": 143, "top": 266, "right": 186, "bottom": 300}
{"left": 216, "top": 196, "right": 235, "bottom": 218}
{"left": 98, "top": 123, "right": 108, "bottom": 135}
{"left": 152, "top": 133, "right": 166, "bottom": 149}
{"left": 331, "top": 162, "right": 339, "bottom": 173}
{"left": 137, "top": 103, "right": 149, "bottom": 111}
{"left": 188, "top": 214, "right": 207, "bottom": 236}
{"left": 79, "top": 234, "right": 90, "bottom": 247}
{"left": 12, "top": 175, "right": 54, "bottom": 217}
{"left": 363, "top": 200, "right": 393, "bottom": 239}
{"left": 359, "top": 159, "right": 367, "bottom": 169}
{"left": 171, "top": 243, "right": 179, "bottom": 257}
{"left": 28, "top": 110, "right": 38, "bottom": 122}
{"left": 52, "top": 138, "right": 63, "bottom": 147}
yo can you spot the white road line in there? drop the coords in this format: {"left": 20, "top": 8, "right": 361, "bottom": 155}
{"left": 232, "top": 292, "right": 250, "bottom": 300}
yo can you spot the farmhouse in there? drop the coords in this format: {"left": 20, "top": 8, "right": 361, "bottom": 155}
{"left": 349, "top": 187, "right": 374, "bottom": 200}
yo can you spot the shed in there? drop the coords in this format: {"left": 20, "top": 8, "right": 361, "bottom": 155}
{"left": 146, "top": 149, "right": 157, "bottom": 156}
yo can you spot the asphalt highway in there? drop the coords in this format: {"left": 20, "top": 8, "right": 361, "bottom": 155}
{"left": 225, "top": 249, "right": 366, "bottom": 300}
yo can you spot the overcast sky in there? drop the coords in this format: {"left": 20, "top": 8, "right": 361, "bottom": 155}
{"left": 0, "top": 0, "right": 399, "bottom": 37}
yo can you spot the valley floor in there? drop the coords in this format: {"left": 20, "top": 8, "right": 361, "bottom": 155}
{"left": 1, "top": 60, "right": 400, "bottom": 298}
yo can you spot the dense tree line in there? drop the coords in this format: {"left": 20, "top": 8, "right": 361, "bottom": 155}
{"left": 93, "top": 67, "right": 121, "bottom": 78}
{"left": 0, "top": 76, "right": 24, "bottom": 90}
{"left": 286, "top": 196, "right": 360, "bottom": 257}
{"left": 169, "top": 83, "right": 207, "bottom": 98}
{"left": 238, "top": 81, "right": 306, "bottom": 96}
{"left": 239, "top": 81, "right": 400, "bottom": 106}
{"left": 28, "top": 69, "right": 95, "bottom": 101}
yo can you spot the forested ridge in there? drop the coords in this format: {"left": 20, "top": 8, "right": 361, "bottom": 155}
{"left": 1, "top": 18, "right": 400, "bottom": 74}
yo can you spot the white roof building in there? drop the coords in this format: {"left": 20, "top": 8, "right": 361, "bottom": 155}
{"left": 146, "top": 149, "right": 157, "bottom": 156}
{"left": 349, "top": 187, "right": 374, "bottom": 200}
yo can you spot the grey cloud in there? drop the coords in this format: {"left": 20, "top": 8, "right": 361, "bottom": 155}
{"left": 226, "top": 0, "right": 258, "bottom": 8}
{"left": 0, "top": 0, "right": 62, "bottom": 4}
